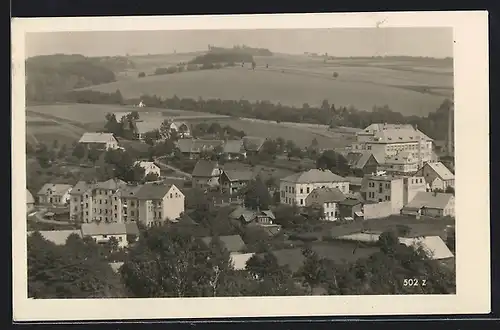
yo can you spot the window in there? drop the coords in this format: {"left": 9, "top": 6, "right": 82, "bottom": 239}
{"left": 85, "top": 211, "right": 88, "bottom": 216}
{"left": 158, "top": 212, "right": 162, "bottom": 219}
{"left": 115, "top": 197, "right": 117, "bottom": 201}
{"left": 85, "top": 203, "right": 88, "bottom": 208}
{"left": 105, "top": 209, "right": 108, "bottom": 214}
{"left": 367, "top": 145, "right": 372, "bottom": 150}
{"left": 103, "top": 235, "right": 107, "bottom": 238}
{"left": 105, "top": 200, "right": 108, "bottom": 204}
{"left": 170, "top": 193, "right": 173, "bottom": 198}
{"left": 99, "top": 209, "right": 102, "bottom": 214}
{"left": 131, "top": 210, "right": 135, "bottom": 216}
{"left": 131, "top": 201, "right": 135, "bottom": 207}
{"left": 330, "top": 212, "right": 334, "bottom": 216}
{"left": 306, "top": 187, "right": 310, "bottom": 193}
{"left": 105, "top": 217, "right": 108, "bottom": 222}
{"left": 99, "top": 200, "right": 102, "bottom": 204}
{"left": 85, "top": 195, "right": 89, "bottom": 199}
{"left": 114, "top": 213, "right": 117, "bottom": 218}
{"left": 300, "top": 199, "right": 303, "bottom": 205}
{"left": 114, "top": 205, "right": 117, "bottom": 210}
{"left": 175, "top": 193, "right": 179, "bottom": 198}
{"left": 300, "top": 188, "right": 303, "bottom": 194}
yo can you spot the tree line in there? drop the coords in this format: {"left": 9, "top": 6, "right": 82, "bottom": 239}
{"left": 63, "top": 89, "right": 453, "bottom": 141}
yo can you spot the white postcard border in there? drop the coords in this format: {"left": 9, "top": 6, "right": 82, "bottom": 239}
{"left": 12, "top": 11, "right": 490, "bottom": 321}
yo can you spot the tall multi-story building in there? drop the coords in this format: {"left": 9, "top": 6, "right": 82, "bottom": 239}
{"left": 69, "top": 178, "right": 184, "bottom": 226}
{"left": 362, "top": 174, "right": 427, "bottom": 214}
{"left": 350, "top": 123, "right": 434, "bottom": 167}
{"left": 280, "top": 169, "right": 350, "bottom": 207}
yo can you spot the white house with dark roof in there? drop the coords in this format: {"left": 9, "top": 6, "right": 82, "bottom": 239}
{"left": 351, "top": 123, "right": 434, "bottom": 166}
{"left": 191, "top": 160, "right": 222, "bottom": 189}
{"left": 78, "top": 132, "right": 119, "bottom": 150}
{"left": 134, "top": 183, "right": 185, "bottom": 226}
{"left": 223, "top": 140, "right": 247, "bottom": 160}
{"left": 37, "top": 183, "right": 73, "bottom": 205}
{"left": 81, "top": 222, "right": 139, "bottom": 248}
{"left": 305, "top": 187, "right": 347, "bottom": 221}
{"left": 134, "top": 161, "right": 161, "bottom": 178}
{"left": 414, "top": 161, "right": 455, "bottom": 191}
{"left": 401, "top": 191, "right": 455, "bottom": 218}
{"left": 279, "top": 169, "right": 349, "bottom": 207}
{"left": 378, "top": 151, "right": 421, "bottom": 175}
{"left": 220, "top": 169, "right": 255, "bottom": 195}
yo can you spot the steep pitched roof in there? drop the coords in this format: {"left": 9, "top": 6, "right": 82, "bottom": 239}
{"left": 26, "top": 189, "right": 35, "bottom": 204}
{"left": 425, "top": 161, "right": 455, "bottom": 180}
{"left": 281, "top": 169, "right": 346, "bottom": 184}
{"left": 346, "top": 152, "right": 379, "bottom": 169}
{"left": 399, "top": 236, "right": 454, "bottom": 260}
{"left": 404, "top": 192, "right": 454, "bottom": 210}
{"left": 192, "top": 160, "right": 219, "bottom": 177}
{"left": 229, "top": 206, "right": 257, "bottom": 223}
{"left": 81, "top": 223, "right": 128, "bottom": 236}
{"left": 134, "top": 183, "right": 174, "bottom": 200}
{"left": 306, "top": 187, "right": 346, "bottom": 204}
{"left": 37, "top": 183, "right": 73, "bottom": 196}
{"left": 223, "top": 140, "right": 246, "bottom": 154}
{"left": 79, "top": 132, "right": 118, "bottom": 144}
{"left": 201, "top": 235, "right": 246, "bottom": 253}
{"left": 135, "top": 121, "right": 159, "bottom": 134}
{"left": 95, "top": 178, "right": 127, "bottom": 191}
{"left": 230, "top": 252, "right": 255, "bottom": 270}
{"left": 242, "top": 136, "right": 266, "bottom": 152}
{"left": 222, "top": 169, "right": 255, "bottom": 182}
{"left": 69, "top": 181, "right": 93, "bottom": 196}
{"left": 116, "top": 184, "right": 143, "bottom": 198}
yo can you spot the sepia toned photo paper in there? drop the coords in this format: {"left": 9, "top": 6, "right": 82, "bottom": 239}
{"left": 12, "top": 11, "right": 490, "bottom": 321}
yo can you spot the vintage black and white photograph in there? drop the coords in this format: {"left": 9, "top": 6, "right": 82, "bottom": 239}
{"left": 12, "top": 12, "right": 490, "bottom": 320}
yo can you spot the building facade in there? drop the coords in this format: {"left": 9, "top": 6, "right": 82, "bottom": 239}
{"left": 305, "top": 187, "right": 346, "bottom": 221}
{"left": 78, "top": 132, "right": 119, "bottom": 151}
{"left": 69, "top": 179, "right": 184, "bottom": 226}
{"left": 280, "top": 169, "right": 350, "bottom": 207}
{"left": 191, "top": 160, "right": 222, "bottom": 189}
{"left": 414, "top": 161, "right": 455, "bottom": 191}
{"left": 37, "top": 183, "right": 73, "bottom": 205}
{"left": 134, "top": 161, "right": 161, "bottom": 178}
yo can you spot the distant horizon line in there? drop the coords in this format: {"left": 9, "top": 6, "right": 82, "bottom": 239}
{"left": 26, "top": 51, "right": 454, "bottom": 60}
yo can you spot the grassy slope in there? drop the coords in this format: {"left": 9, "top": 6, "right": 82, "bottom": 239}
{"left": 80, "top": 55, "right": 453, "bottom": 116}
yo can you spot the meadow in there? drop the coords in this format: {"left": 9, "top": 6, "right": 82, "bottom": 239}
{"left": 81, "top": 54, "right": 453, "bottom": 116}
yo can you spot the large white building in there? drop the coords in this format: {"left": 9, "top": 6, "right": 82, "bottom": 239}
{"left": 69, "top": 178, "right": 185, "bottom": 226}
{"left": 361, "top": 174, "right": 427, "bottom": 214}
{"left": 350, "top": 123, "right": 435, "bottom": 167}
{"left": 78, "top": 132, "right": 119, "bottom": 151}
{"left": 280, "top": 169, "right": 349, "bottom": 207}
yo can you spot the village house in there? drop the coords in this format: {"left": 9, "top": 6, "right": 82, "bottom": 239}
{"left": 401, "top": 191, "right": 455, "bottom": 218}
{"left": 220, "top": 169, "right": 255, "bottom": 195}
{"left": 27, "top": 189, "right": 35, "bottom": 213}
{"left": 378, "top": 151, "right": 420, "bottom": 175}
{"left": 134, "top": 183, "right": 185, "bottom": 226}
{"left": 345, "top": 151, "right": 380, "bottom": 175}
{"left": 338, "top": 197, "right": 364, "bottom": 220}
{"left": 280, "top": 169, "right": 350, "bottom": 207}
{"left": 78, "top": 132, "right": 119, "bottom": 151}
{"left": 134, "top": 161, "right": 161, "bottom": 178}
{"left": 305, "top": 187, "right": 347, "bottom": 221}
{"left": 191, "top": 160, "right": 222, "bottom": 189}
{"left": 350, "top": 123, "right": 435, "bottom": 166}
{"left": 223, "top": 139, "right": 247, "bottom": 160}
{"left": 361, "top": 174, "right": 427, "bottom": 214}
{"left": 37, "top": 183, "right": 73, "bottom": 206}
{"left": 242, "top": 136, "right": 266, "bottom": 155}
{"left": 69, "top": 178, "right": 184, "bottom": 225}
{"left": 201, "top": 235, "right": 247, "bottom": 253}
{"left": 81, "top": 222, "right": 140, "bottom": 248}
{"left": 229, "top": 206, "right": 279, "bottom": 232}
{"left": 167, "top": 121, "right": 192, "bottom": 138}
{"left": 414, "top": 161, "right": 455, "bottom": 191}
{"left": 176, "top": 139, "right": 225, "bottom": 159}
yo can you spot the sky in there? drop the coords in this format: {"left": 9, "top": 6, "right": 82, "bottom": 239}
{"left": 25, "top": 28, "right": 453, "bottom": 58}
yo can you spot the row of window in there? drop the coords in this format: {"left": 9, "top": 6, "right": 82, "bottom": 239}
{"left": 367, "top": 192, "right": 390, "bottom": 201}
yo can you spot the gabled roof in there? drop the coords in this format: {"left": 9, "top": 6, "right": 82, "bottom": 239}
{"left": 346, "top": 151, "right": 380, "bottom": 169}
{"left": 223, "top": 140, "right": 246, "bottom": 154}
{"left": 404, "top": 192, "right": 454, "bottom": 210}
{"left": 424, "top": 161, "right": 455, "bottom": 180}
{"left": 229, "top": 206, "right": 275, "bottom": 223}
{"left": 176, "top": 139, "right": 224, "bottom": 153}
{"left": 230, "top": 252, "right": 255, "bottom": 270}
{"left": 117, "top": 184, "right": 143, "bottom": 198}
{"left": 28, "top": 230, "right": 82, "bottom": 245}
{"left": 399, "top": 236, "right": 454, "bottom": 260}
{"left": 385, "top": 151, "right": 418, "bottom": 165}
{"left": 134, "top": 183, "right": 175, "bottom": 200}
{"left": 95, "top": 178, "right": 127, "bottom": 191}
{"left": 358, "top": 123, "right": 433, "bottom": 143}
{"left": 281, "top": 169, "right": 346, "bottom": 184}
{"left": 125, "top": 222, "right": 140, "bottom": 235}
{"left": 135, "top": 121, "right": 158, "bottom": 134}
{"left": 81, "top": 222, "right": 129, "bottom": 236}
{"left": 79, "top": 132, "right": 118, "bottom": 144}
{"left": 306, "top": 187, "right": 346, "bottom": 205}
{"left": 70, "top": 181, "right": 93, "bottom": 196}
{"left": 222, "top": 169, "right": 255, "bottom": 182}
{"left": 109, "top": 261, "right": 124, "bottom": 273}
{"left": 37, "top": 183, "right": 73, "bottom": 196}
{"left": 192, "top": 160, "right": 219, "bottom": 177}
{"left": 242, "top": 136, "right": 266, "bottom": 152}
{"left": 201, "top": 235, "right": 246, "bottom": 253}
{"left": 27, "top": 189, "right": 35, "bottom": 204}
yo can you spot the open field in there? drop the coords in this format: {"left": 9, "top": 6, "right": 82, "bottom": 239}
{"left": 82, "top": 55, "right": 453, "bottom": 116}
{"left": 26, "top": 103, "right": 354, "bottom": 149}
